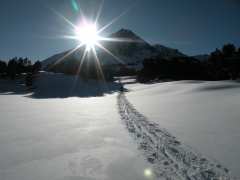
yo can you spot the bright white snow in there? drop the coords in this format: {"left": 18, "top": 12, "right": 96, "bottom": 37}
{"left": 124, "top": 79, "right": 240, "bottom": 179}
{"left": 0, "top": 73, "right": 152, "bottom": 180}
{"left": 1, "top": 73, "right": 240, "bottom": 179}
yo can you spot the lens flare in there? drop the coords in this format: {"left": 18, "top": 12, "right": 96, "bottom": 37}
{"left": 144, "top": 168, "right": 153, "bottom": 178}
{"left": 71, "top": 0, "right": 79, "bottom": 12}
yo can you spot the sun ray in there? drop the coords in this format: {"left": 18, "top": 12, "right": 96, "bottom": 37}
{"left": 77, "top": 1, "right": 87, "bottom": 24}
{"left": 92, "top": 47, "right": 106, "bottom": 82}
{"left": 92, "top": 47, "right": 109, "bottom": 93}
{"left": 76, "top": 47, "right": 88, "bottom": 76}
{"left": 96, "top": 42, "right": 125, "bottom": 65}
{"left": 49, "top": 8, "right": 77, "bottom": 30}
{"left": 61, "top": 35, "right": 80, "bottom": 40}
{"left": 94, "top": 0, "right": 105, "bottom": 26}
{"left": 97, "top": 9, "right": 129, "bottom": 34}
{"left": 70, "top": 46, "right": 89, "bottom": 92}
{"left": 99, "top": 37, "right": 142, "bottom": 43}
{"left": 47, "top": 1, "right": 140, "bottom": 82}
{"left": 97, "top": 1, "right": 138, "bottom": 34}
{"left": 49, "top": 43, "right": 84, "bottom": 70}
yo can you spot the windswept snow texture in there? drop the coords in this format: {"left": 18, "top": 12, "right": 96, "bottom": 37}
{"left": 118, "top": 92, "right": 231, "bottom": 180}
{"left": 124, "top": 79, "right": 240, "bottom": 179}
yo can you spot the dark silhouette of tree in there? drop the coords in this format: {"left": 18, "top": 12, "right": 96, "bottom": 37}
{"left": 25, "top": 73, "right": 33, "bottom": 87}
{"left": 138, "top": 56, "right": 207, "bottom": 82}
{"left": 138, "top": 44, "right": 240, "bottom": 82}
{"left": 222, "top": 44, "right": 236, "bottom": 57}
{"left": 204, "top": 44, "right": 240, "bottom": 80}
{"left": 0, "top": 61, "right": 7, "bottom": 77}
{"left": 16, "top": 57, "right": 25, "bottom": 74}
{"left": 208, "top": 49, "right": 225, "bottom": 80}
{"left": 23, "top": 58, "right": 31, "bottom": 66}
{"left": 33, "top": 61, "right": 42, "bottom": 73}
{"left": 7, "top": 58, "right": 18, "bottom": 79}
{"left": 209, "top": 49, "right": 223, "bottom": 62}
{"left": 2, "top": 57, "right": 42, "bottom": 82}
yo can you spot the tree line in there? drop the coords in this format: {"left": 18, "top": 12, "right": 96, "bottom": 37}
{"left": 138, "top": 44, "right": 240, "bottom": 82}
{"left": 0, "top": 57, "right": 41, "bottom": 79}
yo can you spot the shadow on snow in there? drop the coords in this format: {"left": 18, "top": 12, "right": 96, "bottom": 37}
{"left": 0, "top": 72, "right": 122, "bottom": 99}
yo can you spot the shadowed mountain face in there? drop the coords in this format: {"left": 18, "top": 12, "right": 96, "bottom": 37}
{"left": 153, "top": 44, "right": 186, "bottom": 58}
{"left": 101, "top": 29, "right": 158, "bottom": 63}
{"left": 42, "top": 29, "right": 186, "bottom": 74}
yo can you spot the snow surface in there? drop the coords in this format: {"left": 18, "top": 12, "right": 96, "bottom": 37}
{"left": 0, "top": 73, "right": 152, "bottom": 180}
{"left": 0, "top": 73, "right": 240, "bottom": 179}
{"left": 124, "top": 78, "right": 240, "bottom": 179}
{"left": 118, "top": 92, "right": 232, "bottom": 179}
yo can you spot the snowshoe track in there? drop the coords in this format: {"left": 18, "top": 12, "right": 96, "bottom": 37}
{"left": 117, "top": 92, "right": 233, "bottom": 180}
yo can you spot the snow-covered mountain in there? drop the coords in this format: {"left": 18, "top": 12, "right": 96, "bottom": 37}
{"left": 42, "top": 29, "right": 186, "bottom": 71}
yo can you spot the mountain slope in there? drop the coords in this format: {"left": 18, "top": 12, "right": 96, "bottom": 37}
{"left": 42, "top": 50, "right": 70, "bottom": 69}
{"left": 42, "top": 29, "right": 186, "bottom": 72}
{"left": 153, "top": 44, "right": 186, "bottom": 58}
{"left": 99, "top": 29, "right": 158, "bottom": 65}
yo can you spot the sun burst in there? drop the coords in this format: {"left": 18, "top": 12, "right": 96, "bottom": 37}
{"left": 75, "top": 22, "right": 99, "bottom": 51}
{"left": 48, "top": 0, "right": 137, "bottom": 81}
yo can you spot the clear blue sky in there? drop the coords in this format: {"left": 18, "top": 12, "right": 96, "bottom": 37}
{"left": 0, "top": 0, "right": 240, "bottom": 61}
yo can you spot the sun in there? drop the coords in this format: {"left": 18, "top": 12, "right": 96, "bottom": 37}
{"left": 75, "top": 22, "right": 99, "bottom": 51}
{"left": 50, "top": 0, "right": 134, "bottom": 76}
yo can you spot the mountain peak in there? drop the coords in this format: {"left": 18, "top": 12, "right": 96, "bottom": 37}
{"left": 42, "top": 28, "right": 186, "bottom": 70}
{"left": 110, "top": 28, "right": 144, "bottom": 42}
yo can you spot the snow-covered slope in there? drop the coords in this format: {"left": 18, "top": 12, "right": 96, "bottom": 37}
{"left": 41, "top": 29, "right": 186, "bottom": 71}
{"left": 124, "top": 78, "right": 240, "bottom": 179}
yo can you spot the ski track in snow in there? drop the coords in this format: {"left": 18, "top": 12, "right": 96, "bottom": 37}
{"left": 117, "top": 92, "right": 233, "bottom": 180}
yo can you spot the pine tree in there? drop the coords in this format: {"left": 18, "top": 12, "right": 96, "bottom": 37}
{"left": 222, "top": 44, "right": 236, "bottom": 57}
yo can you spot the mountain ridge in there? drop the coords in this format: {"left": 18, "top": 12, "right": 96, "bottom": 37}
{"left": 42, "top": 28, "right": 187, "bottom": 71}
